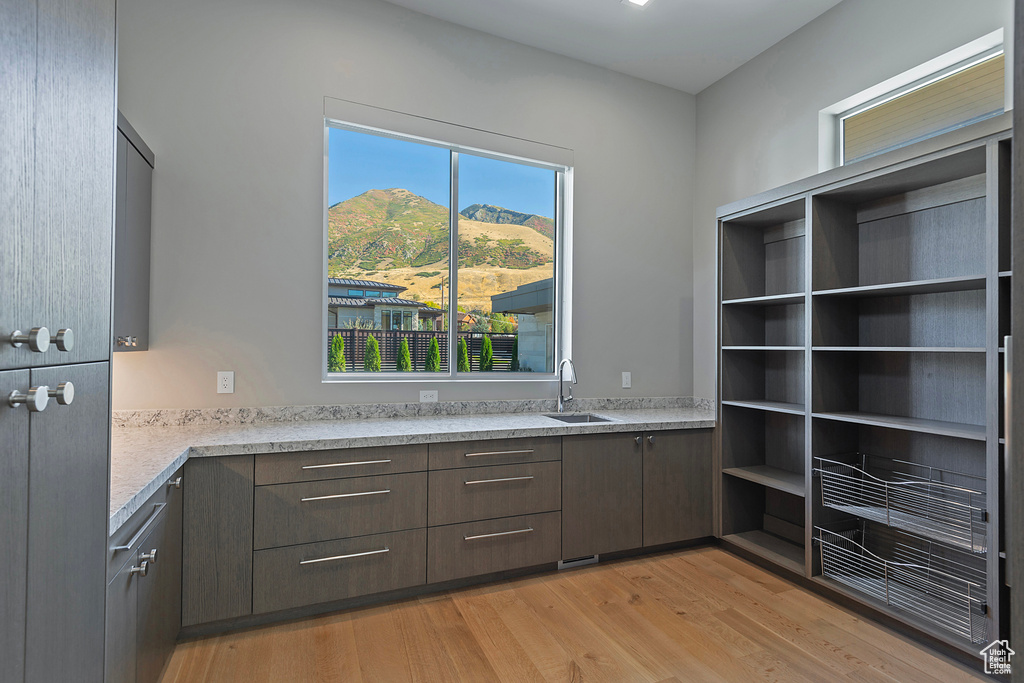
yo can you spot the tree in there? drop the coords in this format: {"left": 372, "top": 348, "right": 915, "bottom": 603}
{"left": 480, "top": 335, "right": 493, "bottom": 372}
{"left": 397, "top": 338, "right": 412, "bottom": 371}
{"left": 364, "top": 335, "right": 381, "bottom": 372}
{"left": 511, "top": 336, "right": 519, "bottom": 372}
{"left": 425, "top": 337, "right": 441, "bottom": 372}
{"left": 457, "top": 338, "right": 470, "bottom": 372}
{"left": 328, "top": 334, "right": 346, "bottom": 372}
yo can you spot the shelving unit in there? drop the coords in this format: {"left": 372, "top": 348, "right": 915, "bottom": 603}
{"left": 716, "top": 120, "right": 1011, "bottom": 656}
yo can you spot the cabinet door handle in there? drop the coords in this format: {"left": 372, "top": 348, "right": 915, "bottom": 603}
{"left": 300, "top": 547, "right": 389, "bottom": 565}
{"left": 8, "top": 386, "right": 49, "bottom": 412}
{"left": 8, "top": 327, "right": 49, "bottom": 352}
{"left": 129, "top": 561, "right": 149, "bottom": 577}
{"left": 301, "top": 459, "right": 391, "bottom": 470}
{"left": 464, "top": 476, "right": 534, "bottom": 485}
{"left": 464, "top": 527, "right": 533, "bottom": 541}
{"left": 167, "top": 476, "right": 183, "bottom": 490}
{"left": 648, "top": 435, "right": 656, "bottom": 445}
{"left": 48, "top": 382, "right": 74, "bottom": 406}
{"left": 53, "top": 328, "right": 74, "bottom": 351}
{"left": 139, "top": 548, "right": 157, "bottom": 563}
{"left": 635, "top": 436, "right": 641, "bottom": 445}
{"left": 464, "top": 449, "right": 534, "bottom": 458}
{"left": 112, "top": 503, "right": 167, "bottom": 551}
{"left": 300, "top": 489, "right": 390, "bottom": 502}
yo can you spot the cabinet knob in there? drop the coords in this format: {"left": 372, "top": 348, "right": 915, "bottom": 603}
{"left": 648, "top": 435, "right": 656, "bottom": 445}
{"left": 8, "top": 386, "right": 49, "bottom": 412}
{"left": 9, "top": 327, "right": 50, "bottom": 352}
{"left": 48, "top": 382, "right": 74, "bottom": 406}
{"left": 54, "top": 328, "right": 74, "bottom": 352}
{"left": 115, "top": 335, "right": 138, "bottom": 348}
{"left": 635, "top": 435, "right": 641, "bottom": 445}
{"left": 129, "top": 561, "right": 149, "bottom": 577}
{"left": 168, "top": 476, "right": 182, "bottom": 490}
{"left": 139, "top": 548, "right": 157, "bottom": 563}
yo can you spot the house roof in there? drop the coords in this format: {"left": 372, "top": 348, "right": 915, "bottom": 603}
{"left": 328, "top": 296, "right": 444, "bottom": 315}
{"left": 328, "top": 277, "right": 407, "bottom": 292}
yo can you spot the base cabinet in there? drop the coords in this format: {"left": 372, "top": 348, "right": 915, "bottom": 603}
{"left": 105, "top": 469, "right": 183, "bottom": 683}
{"left": 642, "top": 430, "right": 713, "bottom": 546}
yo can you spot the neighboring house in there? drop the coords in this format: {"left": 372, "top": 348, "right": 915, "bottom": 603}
{"left": 327, "top": 278, "right": 444, "bottom": 330}
{"left": 491, "top": 278, "right": 555, "bottom": 373}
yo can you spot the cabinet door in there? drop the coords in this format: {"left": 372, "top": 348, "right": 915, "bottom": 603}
{"left": 643, "top": 429, "right": 713, "bottom": 546}
{"left": 0, "top": 369, "right": 30, "bottom": 681}
{"left": 24, "top": 362, "right": 110, "bottom": 682}
{"left": 105, "top": 557, "right": 139, "bottom": 683}
{"left": 137, "top": 502, "right": 181, "bottom": 683}
{"left": 0, "top": 0, "right": 36, "bottom": 371}
{"left": 25, "top": 0, "right": 116, "bottom": 368}
{"left": 562, "top": 433, "right": 643, "bottom": 559}
{"left": 113, "top": 133, "right": 153, "bottom": 352}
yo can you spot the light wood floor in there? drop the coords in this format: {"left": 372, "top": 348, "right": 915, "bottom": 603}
{"left": 162, "top": 546, "right": 984, "bottom": 682}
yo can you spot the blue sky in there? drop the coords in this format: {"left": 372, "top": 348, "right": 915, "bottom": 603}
{"left": 328, "top": 127, "right": 555, "bottom": 219}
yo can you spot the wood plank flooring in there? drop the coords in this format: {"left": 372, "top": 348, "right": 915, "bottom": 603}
{"left": 161, "top": 547, "right": 985, "bottom": 682}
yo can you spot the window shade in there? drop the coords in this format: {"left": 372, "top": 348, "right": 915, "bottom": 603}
{"left": 843, "top": 53, "right": 1004, "bottom": 164}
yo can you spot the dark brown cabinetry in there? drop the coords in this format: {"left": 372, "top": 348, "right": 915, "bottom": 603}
{"left": 642, "top": 430, "right": 713, "bottom": 546}
{"left": 561, "top": 432, "right": 643, "bottom": 559}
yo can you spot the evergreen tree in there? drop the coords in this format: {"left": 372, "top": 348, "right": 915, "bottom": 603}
{"left": 480, "top": 335, "right": 493, "bottom": 372}
{"left": 425, "top": 337, "right": 441, "bottom": 372}
{"left": 457, "top": 338, "right": 471, "bottom": 372}
{"left": 328, "top": 334, "right": 346, "bottom": 373}
{"left": 397, "top": 338, "right": 412, "bottom": 371}
{"left": 511, "top": 336, "right": 519, "bottom": 372}
{"left": 364, "top": 335, "right": 381, "bottom": 372}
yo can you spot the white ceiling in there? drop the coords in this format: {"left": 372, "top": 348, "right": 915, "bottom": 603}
{"left": 383, "top": 0, "right": 843, "bottom": 94}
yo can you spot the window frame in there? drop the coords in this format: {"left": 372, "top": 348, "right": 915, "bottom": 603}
{"left": 322, "top": 114, "right": 573, "bottom": 383}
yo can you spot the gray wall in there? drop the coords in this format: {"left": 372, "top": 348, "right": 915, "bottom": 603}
{"left": 692, "top": 0, "right": 1012, "bottom": 399}
{"left": 113, "top": 0, "right": 696, "bottom": 409}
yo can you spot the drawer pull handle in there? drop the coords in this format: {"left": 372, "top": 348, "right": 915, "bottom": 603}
{"left": 464, "top": 527, "right": 534, "bottom": 541}
{"left": 300, "top": 489, "right": 390, "bottom": 502}
{"left": 299, "top": 547, "right": 390, "bottom": 565}
{"left": 301, "top": 459, "right": 392, "bottom": 470}
{"left": 464, "top": 476, "right": 535, "bottom": 485}
{"left": 112, "top": 503, "right": 166, "bottom": 552}
{"left": 464, "top": 449, "right": 535, "bottom": 458}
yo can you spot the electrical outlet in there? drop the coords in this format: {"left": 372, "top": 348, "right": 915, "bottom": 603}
{"left": 419, "top": 390, "right": 438, "bottom": 403}
{"left": 217, "top": 371, "right": 234, "bottom": 394}
{"left": 622, "top": 372, "right": 632, "bottom": 389}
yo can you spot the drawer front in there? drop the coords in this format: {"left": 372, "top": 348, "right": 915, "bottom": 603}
{"left": 428, "top": 461, "right": 561, "bottom": 526}
{"left": 427, "top": 512, "right": 561, "bottom": 584}
{"left": 107, "top": 466, "right": 182, "bottom": 582}
{"left": 428, "top": 436, "right": 560, "bottom": 470}
{"left": 254, "top": 472, "right": 426, "bottom": 550}
{"left": 253, "top": 529, "right": 426, "bottom": 614}
{"left": 255, "top": 444, "right": 427, "bottom": 485}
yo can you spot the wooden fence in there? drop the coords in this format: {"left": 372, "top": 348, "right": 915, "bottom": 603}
{"left": 327, "top": 329, "right": 518, "bottom": 372}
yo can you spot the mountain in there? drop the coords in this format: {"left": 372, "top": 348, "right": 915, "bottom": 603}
{"left": 327, "top": 189, "right": 555, "bottom": 311}
{"left": 459, "top": 204, "right": 555, "bottom": 239}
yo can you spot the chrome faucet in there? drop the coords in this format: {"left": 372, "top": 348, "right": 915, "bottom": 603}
{"left": 557, "top": 358, "right": 577, "bottom": 413}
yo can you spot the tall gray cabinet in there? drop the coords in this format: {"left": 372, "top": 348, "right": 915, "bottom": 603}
{"left": 717, "top": 115, "right": 1012, "bottom": 658}
{"left": 0, "top": 0, "right": 116, "bottom": 681}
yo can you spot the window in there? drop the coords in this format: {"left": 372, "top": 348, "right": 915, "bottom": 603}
{"left": 324, "top": 119, "right": 569, "bottom": 377}
{"left": 347, "top": 289, "right": 363, "bottom": 297}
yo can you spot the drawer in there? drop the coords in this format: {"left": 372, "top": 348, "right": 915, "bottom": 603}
{"left": 255, "top": 444, "right": 427, "bottom": 485}
{"left": 428, "top": 461, "right": 561, "bottom": 526}
{"left": 254, "top": 472, "right": 426, "bottom": 549}
{"left": 253, "top": 528, "right": 426, "bottom": 614}
{"left": 107, "top": 466, "right": 183, "bottom": 582}
{"left": 428, "top": 436, "right": 560, "bottom": 470}
{"left": 427, "top": 512, "right": 561, "bottom": 584}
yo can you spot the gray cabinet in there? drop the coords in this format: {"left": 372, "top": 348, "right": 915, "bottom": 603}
{"left": 561, "top": 433, "right": 643, "bottom": 559}
{"left": 642, "top": 429, "right": 713, "bottom": 547}
{"left": 105, "top": 480, "right": 183, "bottom": 683}
{"left": 0, "top": 370, "right": 30, "bottom": 681}
{"left": 113, "top": 113, "right": 154, "bottom": 352}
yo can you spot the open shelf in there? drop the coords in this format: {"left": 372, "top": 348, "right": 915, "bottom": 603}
{"left": 812, "top": 275, "right": 986, "bottom": 298}
{"left": 812, "top": 411, "right": 986, "bottom": 441}
{"left": 723, "top": 466, "right": 804, "bottom": 497}
{"left": 724, "top": 345, "right": 803, "bottom": 351}
{"left": 723, "top": 530, "right": 804, "bottom": 574}
{"left": 812, "top": 346, "right": 985, "bottom": 353}
{"left": 999, "top": 271, "right": 1012, "bottom": 279}
{"left": 722, "top": 292, "right": 805, "bottom": 306}
{"left": 723, "top": 400, "right": 805, "bottom": 416}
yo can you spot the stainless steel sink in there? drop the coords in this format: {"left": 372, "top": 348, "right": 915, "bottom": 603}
{"left": 545, "top": 413, "right": 612, "bottom": 424}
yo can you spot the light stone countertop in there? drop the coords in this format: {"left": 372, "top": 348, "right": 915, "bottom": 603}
{"left": 109, "top": 405, "right": 715, "bottom": 535}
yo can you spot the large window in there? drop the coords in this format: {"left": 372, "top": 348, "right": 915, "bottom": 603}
{"left": 324, "top": 120, "right": 568, "bottom": 378}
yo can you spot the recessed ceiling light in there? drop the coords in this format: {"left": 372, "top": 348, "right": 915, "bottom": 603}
{"left": 622, "top": 0, "right": 651, "bottom": 6}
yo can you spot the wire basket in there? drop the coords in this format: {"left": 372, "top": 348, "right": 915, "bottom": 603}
{"left": 815, "top": 526, "right": 987, "bottom": 644}
{"left": 814, "top": 455, "right": 987, "bottom": 553}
